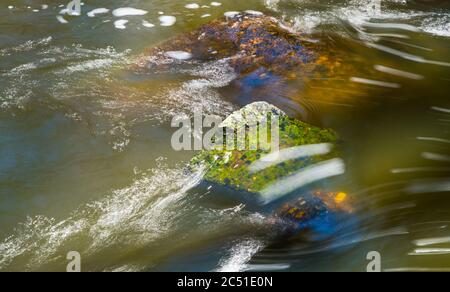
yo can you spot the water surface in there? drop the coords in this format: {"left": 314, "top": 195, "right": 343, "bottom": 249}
{"left": 0, "top": 0, "right": 449, "bottom": 271}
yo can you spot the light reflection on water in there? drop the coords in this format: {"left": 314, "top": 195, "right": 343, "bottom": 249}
{"left": 0, "top": 0, "right": 449, "bottom": 271}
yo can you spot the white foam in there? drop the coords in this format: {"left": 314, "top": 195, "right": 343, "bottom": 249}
{"left": 165, "top": 51, "right": 193, "bottom": 60}
{"left": 185, "top": 3, "right": 200, "bottom": 9}
{"left": 156, "top": 59, "right": 237, "bottom": 118}
{"left": 87, "top": 8, "right": 110, "bottom": 18}
{"left": 112, "top": 7, "right": 148, "bottom": 17}
{"left": 224, "top": 11, "right": 240, "bottom": 18}
{"left": 290, "top": 14, "right": 322, "bottom": 34}
{"left": 56, "top": 15, "right": 68, "bottom": 24}
{"left": 114, "top": 19, "right": 129, "bottom": 30}
{"left": 142, "top": 20, "right": 155, "bottom": 28}
{"left": 211, "top": 2, "right": 222, "bottom": 6}
{"left": 245, "top": 10, "right": 264, "bottom": 16}
{"left": 0, "top": 165, "right": 207, "bottom": 270}
{"left": 6, "top": 58, "right": 56, "bottom": 76}
{"left": 201, "top": 14, "right": 212, "bottom": 18}
{"left": 217, "top": 239, "right": 266, "bottom": 272}
{"left": 0, "top": 36, "right": 53, "bottom": 57}
{"left": 61, "top": 59, "right": 116, "bottom": 73}
{"left": 159, "top": 16, "right": 177, "bottom": 27}
{"left": 421, "top": 15, "right": 450, "bottom": 37}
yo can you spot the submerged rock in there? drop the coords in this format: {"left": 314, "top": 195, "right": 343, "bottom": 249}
{"left": 273, "top": 189, "right": 354, "bottom": 236}
{"left": 133, "top": 13, "right": 358, "bottom": 110}
{"left": 137, "top": 13, "right": 314, "bottom": 72}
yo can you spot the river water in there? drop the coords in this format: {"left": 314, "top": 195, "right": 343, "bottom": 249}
{"left": 0, "top": 0, "right": 449, "bottom": 272}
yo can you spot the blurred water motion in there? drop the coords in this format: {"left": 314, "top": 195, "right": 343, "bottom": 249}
{"left": 0, "top": 0, "right": 449, "bottom": 271}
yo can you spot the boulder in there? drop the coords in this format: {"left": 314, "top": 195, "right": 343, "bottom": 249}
{"left": 190, "top": 102, "right": 352, "bottom": 234}
{"left": 190, "top": 102, "right": 340, "bottom": 198}
{"left": 133, "top": 13, "right": 359, "bottom": 109}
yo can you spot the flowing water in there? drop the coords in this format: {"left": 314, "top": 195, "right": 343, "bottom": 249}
{"left": 0, "top": 0, "right": 449, "bottom": 272}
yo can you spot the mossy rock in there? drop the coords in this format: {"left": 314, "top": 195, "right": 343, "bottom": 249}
{"left": 190, "top": 102, "right": 340, "bottom": 197}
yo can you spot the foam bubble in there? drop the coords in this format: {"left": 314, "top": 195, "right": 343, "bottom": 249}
{"left": 224, "top": 11, "right": 240, "bottom": 18}
{"left": 56, "top": 15, "right": 68, "bottom": 24}
{"left": 245, "top": 10, "right": 264, "bottom": 16}
{"left": 159, "top": 16, "right": 177, "bottom": 27}
{"left": 211, "top": 2, "right": 222, "bottom": 6}
{"left": 142, "top": 20, "right": 155, "bottom": 28}
{"left": 87, "top": 8, "right": 110, "bottom": 18}
{"left": 185, "top": 3, "right": 200, "bottom": 9}
{"left": 112, "top": 7, "right": 148, "bottom": 17}
{"left": 165, "top": 51, "right": 193, "bottom": 60}
{"left": 114, "top": 19, "right": 129, "bottom": 30}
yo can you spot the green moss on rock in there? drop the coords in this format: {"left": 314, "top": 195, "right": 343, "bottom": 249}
{"left": 190, "top": 102, "right": 339, "bottom": 194}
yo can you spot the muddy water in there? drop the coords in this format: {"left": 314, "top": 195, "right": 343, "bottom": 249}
{"left": 0, "top": 0, "right": 449, "bottom": 271}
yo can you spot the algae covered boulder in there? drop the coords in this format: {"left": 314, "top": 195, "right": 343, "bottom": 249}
{"left": 190, "top": 102, "right": 344, "bottom": 204}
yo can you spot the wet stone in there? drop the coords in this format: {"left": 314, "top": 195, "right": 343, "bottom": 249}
{"left": 189, "top": 102, "right": 339, "bottom": 196}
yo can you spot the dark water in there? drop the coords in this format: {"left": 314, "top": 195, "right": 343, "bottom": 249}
{"left": 0, "top": 0, "right": 449, "bottom": 271}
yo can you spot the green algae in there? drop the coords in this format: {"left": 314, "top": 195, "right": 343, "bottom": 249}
{"left": 190, "top": 103, "right": 339, "bottom": 194}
